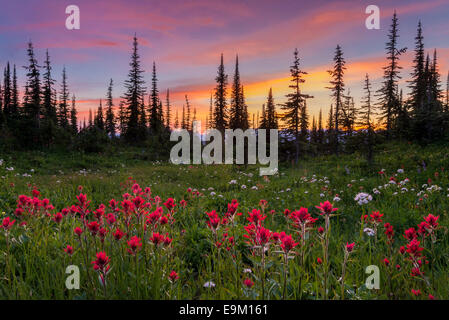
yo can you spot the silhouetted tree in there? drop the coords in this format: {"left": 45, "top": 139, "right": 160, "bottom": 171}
{"left": 58, "top": 67, "right": 70, "bottom": 129}
{"left": 42, "top": 50, "right": 57, "bottom": 124}
{"left": 122, "top": 36, "right": 146, "bottom": 142}
{"left": 70, "top": 94, "right": 78, "bottom": 134}
{"left": 377, "top": 11, "right": 406, "bottom": 138}
{"left": 213, "top": 54, "right": 228, "bottom": 133}
{"left": 327, "top": 45, "right": 346, "bottom": 154}
{"left": 281, "top": 48, "right": 311, "bottom": 162}
{"left": 105, "top": 79, "right": 116, "bottom": 138}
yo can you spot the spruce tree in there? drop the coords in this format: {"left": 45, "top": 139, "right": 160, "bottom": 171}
{"left": 185, "top": 95, "right": 191, "bottom": 130}
{"left": 149, "top": 62, "right": 162, "bottom": 133}
{"left": 165, "top": 89, "right": 171, "bottom": 129}
{"left": 281, "top": 48, "right": 311, "bottom": 162}
{"left": 23, "top": 41, "right": 42, "bottom": 138}
{"left": 377, "top": 11, "right": 406, "bottom": 138}
{"left": 122, "top": 36, "right": 146, "bottom": 142}
{"left": 95, "top": 99, "right": 104, "bottom": 130}
{"left": 3, "top": 62, "right": 11, "bottom": 119}
{"left": 70, "top": 94, "right": 78, "bottom": 134}
{"left": 358, "top": 74, "right": 376, "bottom": 164}
{"left": 58, "top": 67, "right": 70, "bottom": 129}
{"left": 229, "top": 55, "right": 243, "bottom": 129}
{"left": 11, "top": 65, "right": 19, "bottom": 119}
{"left": 327, "top": 45, "right": 346, "bottom": 154}
{"left": 213, "top": 54, "right": 228, "bottom": 133}
{"left": 42, "top": 50, "right": 57, "bottom": 124}
{"left": 105, "top": 79, "right": 116, "bottom": 137}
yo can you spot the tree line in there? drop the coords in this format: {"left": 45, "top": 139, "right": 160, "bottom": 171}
{"left": 1, "top": 12, "right": 448, "bottom": 163}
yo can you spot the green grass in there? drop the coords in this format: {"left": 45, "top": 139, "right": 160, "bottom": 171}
{"left": 0, "top": 142, "right": 448, "bottom": 299}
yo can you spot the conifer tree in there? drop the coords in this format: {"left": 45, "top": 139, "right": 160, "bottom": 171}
{"left": 174, "top": 108, "right": 179, "bottom": 129}
{"left": 11, "top": 65, "right": 19, "bottom": 119}
{"left": 122, "top": 36, "right": 146, "bottom": 142}
{"left": 281, "top": 49, "right": 311, "bottom": 162}
{"left": 185, "top": 95, "right": 191, "bottom": 130}
{"left": 70, "top": 94, "right": 78, "bottom": 134}
{"left": 95, "top": 99, "right": 104, "bottom": 130}
{"left": 208, "top": 93, "right": 214, "bottom": 129}
{"left": 42, "top": 50, "right": 57, "bottom": 124}
{"left": 3, "top": 62, "right": 11, "bottom": 119}
{"left": 213, "top": 54, "right": 228, "bottom": 133}
{"left": 165, "top": 89, "right": 171, "bottom": 129}
{"left": 327, "top": 45, "right": 346, "bottom": 154}
{"left": 23, "top": 41, "right": 42, "bottom": 136}
{"left": 358, "top": 74, "right": 376, "bottom": 164}
{"left": 58, "top": 67, "right": 70, "bottom": 129}
{"left": 181, "top": 105, "right": 186, "bottom": 129}
{"left": 229, "top": 55, "right": 244, "bottom": 129}
{"left": 105, "top": 79, "right": 116, "bottom": 137}
{"left": 377, "top": 11, "right": 406, "bottom": 138}
{"left": 118, "top": 101, "right": 127, "bottom": 135}
{"left": 149, "top": 62, "right": 162, "bottom": 133}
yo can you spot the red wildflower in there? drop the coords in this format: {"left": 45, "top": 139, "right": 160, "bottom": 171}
{"left": 164, "top": 198, "right": 176, "bottom": 211}
{"left": 370, "top": 211, "right": 383, "bottom": 223}
{"left": 64, "top": 245, "right": 74, "bottom": 256}
{"left": 315, "top": 201, "right": 338, "bottom": 216}
{"left": 280, "top": 233, "right": 299, "bottom": 253}
{"left": 150, "top": 232, "right": 165, "bottom": 246}
{"left": 53, "top": 212, "right": 63, "bottom": 223}
{"left": 92, "top": 251, "right": 110, "bottom": 273}
{"left": 87, "top": 221, "right": 100, "bottom": 236}
{"left": 1, "top": 217, "right": 15, "bottom": 230}
{"left": 113, "top": 228, "right": 125, "bottom": 241}
{"left": 169, "top": 270, "right": 179, "bottom": 282}
{"left": 406, "top": 238, "right": 424, "bottom": 258}
{"left": 243, "top": 278, "right": 254, "bottom": 288}
{"left": 404, "top": 228, "right": 417, "bottom": 240}
{"left": 346, "top": 242, "right": 355, "bottom": 253}
{"left": 411, "top": 289, "right": 421, "bottom": 296}
{"left": 74, "top": 227, "right": 83, "bottom": 237}
{"left": 127, "top": 236, "right": 142, "bottom": 255}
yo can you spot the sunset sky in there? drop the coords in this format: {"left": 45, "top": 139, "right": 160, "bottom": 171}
{"left": 1, "top": 0, "right": 448, "bottom": 127}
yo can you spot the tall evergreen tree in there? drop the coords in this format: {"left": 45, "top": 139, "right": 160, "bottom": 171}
{"left": 174, "top": 108, "right": 179, "bottom": 129}
{"left": 58, "top": 67, "right": 70, "bottom": 129}
{"left": 358, "top": 74, "right": 376, "bottom": 163}
{"left": 317, "top": 109, "right": 324, "bottom": 145}
{"left": 95, "top": 99, "right": 105, "bottom": 130}
{"left": 118, "top": 101, "right": 127, "bottom": 135}
{"left": 149, "top": 62, "right": 163, "bottom": 133}
{"left": 185, "top": 95, "right": 191, "bottom": 130}
{"left": 165, "top": 89, "right": 171, "bottom": 129}
{"left": 70, "top": 94, "right": 78, "bottom": 134}
{"left": 105, "top": 79, "right": 116, "bottom": 137}
{"left": 42, "top": 50, "right": 57, "bottom": 124}
{"left": 213, "top": 54, "right": 228, "bottom": 133}
{"left": 3, "top": 62, "right": 11, "bottom": 119}
{"left": 208, "top": 93, "right": 214, "bottom": 129}
{"left": 229, "top": 55, "right": 244, "bottom": 129}
{"left": 281, "top": 48, "right": 311, "bottom": 162}
{"left": 23, "top": 41, "right": 42, "bottom": 137}
{"left": 265, "top": 88, "right": 278, "bottom": 129}
{"left": 408, "top": 21, "right": 426, "bottom": 122}
{"left": 327, "top": 45, "right": 346, "bottom": 154}
{"left": 377, "top": 11, "right": 406, "bottom": 138}
{"left": 122, "top": 36, "right": 146, "bottom": 141}
{"left": 181, "top": 105, "right": 186, "bottom": 129}
{"left": 11, "top": 65, "right": 19, "bottom": 119}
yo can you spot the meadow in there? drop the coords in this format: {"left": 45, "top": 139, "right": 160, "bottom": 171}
{"left": 0, "top": 142, "right": 448, "bottom": 300}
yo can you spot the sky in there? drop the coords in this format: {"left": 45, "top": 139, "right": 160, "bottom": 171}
{"left": 0, "top": 0, "right": 448, "bottom": 128}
